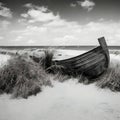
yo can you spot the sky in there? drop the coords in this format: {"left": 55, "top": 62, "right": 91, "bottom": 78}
{"left": 0, "top": 0, "right": 120, "bottom": 46}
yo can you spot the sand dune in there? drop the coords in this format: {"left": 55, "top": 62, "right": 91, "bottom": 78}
{"left": 0, "top": 80, "right": 120, "bottom": 120}
{"left": 0, "top": 50, "right": 120, "bottom": 120}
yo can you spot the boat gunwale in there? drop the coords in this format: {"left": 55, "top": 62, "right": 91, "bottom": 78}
{"left": 56, "top": 50, "right": 104, "bottom": 66}
{"left": 53, "top": 46, "right": 102, "bottom": 63}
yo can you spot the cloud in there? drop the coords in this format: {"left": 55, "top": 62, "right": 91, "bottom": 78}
{"left": 0, "top": 20, "right": 11, "bottom": 45}
{"left": 12, "top": 19, "right": 81, "bottom": 45}
{"left": 0, "top": 2, "right": 12, "bottom": 18}
{"left": 78, "top": 0, "right": 95, "bottom": 12}
{"left": 21, "top": 3, "right": 59, "bottom": 23}
{"left": 28, "top": 39, "right": 35, "bottom": 44}
{"left": 24, "top": 3, "right": 48, "bottom": 12}
{"left": 14, "top": 36, "right": 24, "bottom": 41}
{"left": 0, "top": 20, "right": 11, "bottom": 29}
{"left": 71, "top": 0, "right": 95, "bottom": 12}
{"left": 2, "top": 3, "right": 118, "bottom": 46}
{"left": 11, "top": 19, "right": 120, "bottom": 45}
{"left": 0, "top": 36, "right": 4, "bottom": 40}
{"left": 70, "top": 3, "right": 77, "bottom": 7}
{"left": 54, "top": 35, "right": 78, "bottom": 45}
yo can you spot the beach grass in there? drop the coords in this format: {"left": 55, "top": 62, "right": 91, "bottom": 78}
{"left": 96, "top": 64, "right": 120, "bottom": 91}
{"left": 0, "top": 55, "right": 52, "bottom": 98}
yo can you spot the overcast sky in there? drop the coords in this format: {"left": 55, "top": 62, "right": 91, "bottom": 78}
{"left": 0, "top": 0, "right": 120, "bottom": 45}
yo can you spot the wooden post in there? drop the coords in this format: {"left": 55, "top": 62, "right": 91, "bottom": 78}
{"left": 98, "top": 37, "right": 110, "bottom": 66}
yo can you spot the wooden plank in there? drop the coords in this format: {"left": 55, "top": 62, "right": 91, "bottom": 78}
{"left": 65, "top": 52, "right": 102, "bottom": 66}
{"left": 74, "top": 54, "right": 104, "bottom": 68}
{"left": 83, "top": 60, "right": 106, "bottom": 77}
{"left": 59, "top": 53, "right": 104, "bottom": 68}
{"left": 56, "top": 46, "right": 101, "bottom": 63}
{"left": 98, "top": 37, "right": 110, "bottom": 66}
{"left": 75, "top": 54, "right": 105, "bottom": 70}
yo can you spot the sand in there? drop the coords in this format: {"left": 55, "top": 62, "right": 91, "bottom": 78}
{"left": 0, "top": 50, "right": 120, "bottom": 120}
{"left": 0, "top": 54, "right": 11, "bottom": 68}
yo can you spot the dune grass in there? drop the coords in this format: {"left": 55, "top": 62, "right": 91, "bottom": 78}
{"left": 41, "top": 49, "right": 54, "bottom": 69}
{"left": 30, "top": 49, "right": 54, "bottom": 69}
{"left": 96, "top": 64, "right": 120, "bottom": 91}
{"left": 0, "top": 55, "right": 52, "bottom": 98}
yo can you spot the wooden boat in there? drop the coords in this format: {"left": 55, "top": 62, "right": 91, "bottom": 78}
{"left": 48, "top": 37, "right": 110, "bottom": 78}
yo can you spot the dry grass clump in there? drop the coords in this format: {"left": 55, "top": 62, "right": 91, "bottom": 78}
{"left": 46, "top": 64, "right": 66, "bottom": 74}
{"left": 30, "top": 49, "right": 54, "bottom": 69}
{"left": 77, "top": 74, "right": 90, "bottom": 85}
{"left": 96, "top": 64, "right": 120, "bottom": 91}
{"left": 0, "top": 55, "right": 51, "bottom": 98}
{"left": 52, "top": 72, "right": 70, "bottom": 82}
{"left": 42, "top": 50, "right": 54, "bottom": 69}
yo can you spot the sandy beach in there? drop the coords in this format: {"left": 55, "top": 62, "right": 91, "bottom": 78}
{"left": 0, "top": 49, "right": 120, "bottom": 120}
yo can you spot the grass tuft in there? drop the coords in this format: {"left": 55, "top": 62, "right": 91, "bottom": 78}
{"left": 0, "top": 55, "right": 52, "bottom": 98}
{"left": 42, "top": 49, "right": 54, "bottom": 69}
{"left": 30, "top": 49, "right": 54, "bottom": 69}
{"left": 77, "top": 74, "right": 90, "bottom": 85}
{"left": 96, "top": 64, "right": 120, "bottom": 91}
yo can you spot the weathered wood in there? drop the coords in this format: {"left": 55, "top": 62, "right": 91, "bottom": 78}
{"left": 49, "top": 37, "right": 110, "bottom": 78}
{"left": 98, "top": 37, "right": 110, "bottom": 66}
{"left": 56, "top": 46, "right": 101, "bottom": 63}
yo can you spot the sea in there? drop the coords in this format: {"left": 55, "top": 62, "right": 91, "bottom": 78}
{"left": 0, "top": 46, "right": 120, "bottom": 50}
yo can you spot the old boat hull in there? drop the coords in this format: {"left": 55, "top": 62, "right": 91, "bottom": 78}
{"left": 48, "top": 37, "right": 109, "bottom": 78}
